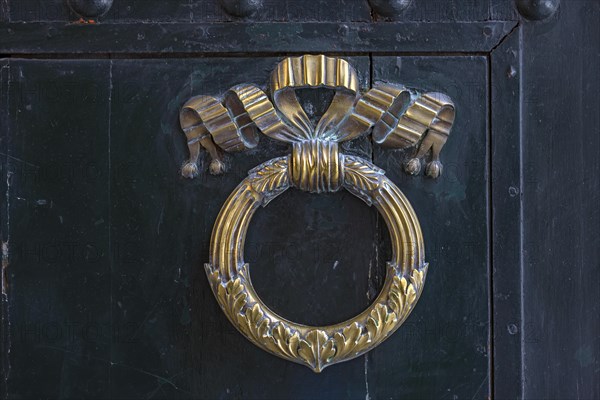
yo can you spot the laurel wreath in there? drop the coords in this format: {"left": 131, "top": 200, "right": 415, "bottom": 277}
{"left": 206, "top": 263, "right": 426, "bottom": 372}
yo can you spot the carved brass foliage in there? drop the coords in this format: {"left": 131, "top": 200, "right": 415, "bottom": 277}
{"left": 180, "top": 55, "right": 455, "bottom": 372}
{"left": 206, "top": 263, "right": 426, "bottom": 372}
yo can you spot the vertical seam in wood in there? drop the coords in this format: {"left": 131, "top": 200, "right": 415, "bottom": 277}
{"left": 107, "top": 58, "right": 113, "bottom": 399}
{"left": 486, "top": 51, "right": 495, "bottom": 400}
{"left": 518, "top": 25, "right": 525, "bottom": 400}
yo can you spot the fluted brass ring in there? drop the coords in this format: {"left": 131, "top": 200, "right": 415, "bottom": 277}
{"left": 206, "top": 154, "right": 427, "bottom": 372}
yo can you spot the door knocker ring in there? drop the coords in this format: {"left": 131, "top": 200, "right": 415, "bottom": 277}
{"left": 179, "top": 55, "right": 455, "bottom": 372}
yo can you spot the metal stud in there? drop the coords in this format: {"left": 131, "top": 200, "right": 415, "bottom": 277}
{"left": 67, "top": 0, "right": 113, "bottom": 19}
{"left": 218, "top": 0, "right": 263, "bottom": 18}
{"left": 368, "top": 0, "right": 413, "bottom": 18}
{"left": 516, "top": 0, "right": 560, "bottom": 21}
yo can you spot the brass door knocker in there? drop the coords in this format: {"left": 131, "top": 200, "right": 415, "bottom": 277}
{"left": 180, "top": 55, "right": 455, "bottom": 372}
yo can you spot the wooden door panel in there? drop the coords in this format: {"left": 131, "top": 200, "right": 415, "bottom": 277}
{"left": 371, "top": 56, "right": 489, "bottom": 398}
{"left": 5, "top": 59, "right": 112, "bottom": 399}
{"left": 3, "top": 54, "right": 489, "bottom": 398}
{"left": 2, "top": 2, "right": 597, "bottom": 398}
{"left": 5, "top": 56, "right": 388, "bottom": 398}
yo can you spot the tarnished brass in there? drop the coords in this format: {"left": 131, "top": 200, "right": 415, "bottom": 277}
{"left": 179, "top": 55, "right": 456, "bottom": 372}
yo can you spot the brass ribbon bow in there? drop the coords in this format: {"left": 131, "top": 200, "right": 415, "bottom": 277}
{"left": 180, "top": 55, "right": 455, "bottom": 180}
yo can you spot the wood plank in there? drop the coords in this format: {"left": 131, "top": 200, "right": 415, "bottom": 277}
{"left": 3, "top": 59, "right": 112, "bottom": 399}
{"left": 0, "top": 58, "right": 9, "bottom": 399}
{"left": 372, "top": 55, "right": 490, "bottom": 399}
{"left": 398, "top": 0, "right": 490, "bottom": 22}
{"left": 0, "top": 21, "right": 516, "bottom": 54}
{"left": 7, "top": 0, "right": 372, "bottom": 23}
{"left": 520, "top": 1, "right": 600, "bottom": 398}
{"left": 490, "top": 28, "right": 523, "bottom": 399}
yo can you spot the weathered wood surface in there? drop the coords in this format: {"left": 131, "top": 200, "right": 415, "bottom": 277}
{"left": 372, "top": 56, "right": 490, "bottom": 399}
{"left": 0, "top": 0, "right": 599, "bottom": 399}
{"left": 5, "top": 0, "right": 514, "bottom": 22}
{"left": 490, "top": 28, "right": 523, "bottom": 400}
{"left": 520, "top": 2, "right": 599, "bottom": 399}
{"left": 0, "top": 21, "right": 516, "bottom": 54}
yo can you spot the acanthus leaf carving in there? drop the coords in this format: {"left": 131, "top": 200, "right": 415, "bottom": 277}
{"left": 342, "top": 155, "right": 386, "bottom": 205}
{"left": 247, "top": 156, "right": 290, "bottom": 206}
{"left": 205, "top": 261, "right": 428, "bottom": 372}
{"left": 298, "top": 330, "right": 336, "bottom": 373}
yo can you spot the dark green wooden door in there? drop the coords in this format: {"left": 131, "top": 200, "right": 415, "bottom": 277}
{"left": 1, "top": 1, "right": 598, "bottom": 399}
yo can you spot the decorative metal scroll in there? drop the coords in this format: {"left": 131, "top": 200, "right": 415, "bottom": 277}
{"left": 179, "top": 55, "right": 455, "bottom": 372}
